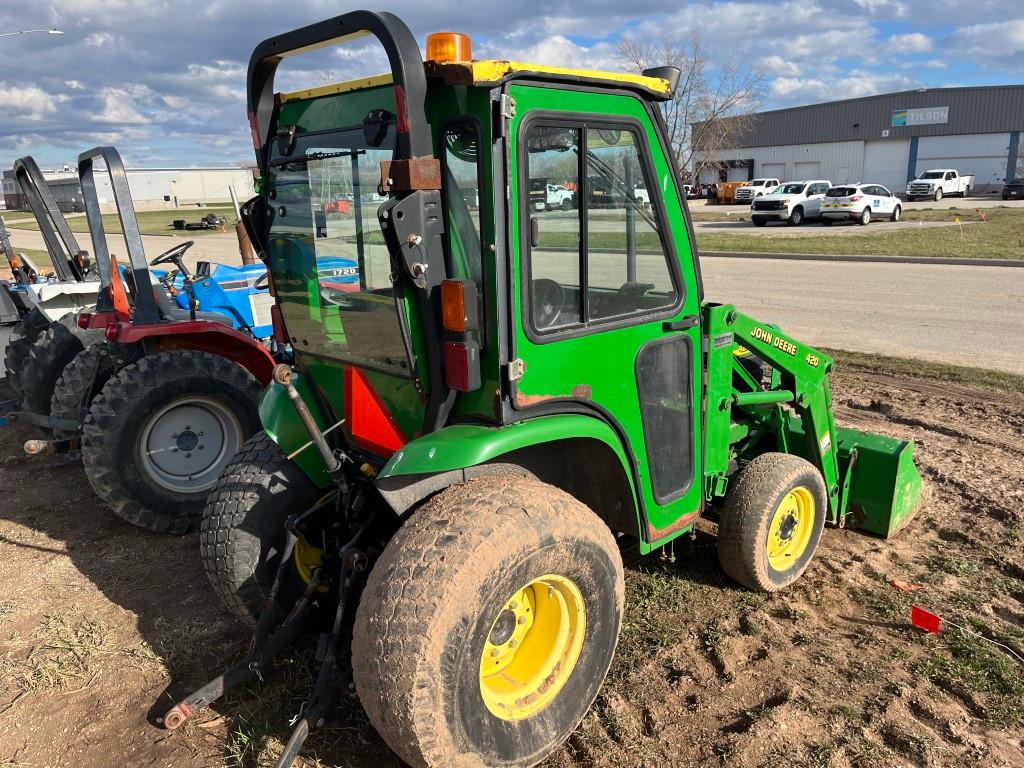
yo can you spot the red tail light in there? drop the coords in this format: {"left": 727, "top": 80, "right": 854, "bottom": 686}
{"left": 850, "top": 195, "right": 863, "bottom": 202}
{"left": 443, "top": 341, "right": 481, "bottom": 392}
{"left": 77, "top": 312, "right": 92, "bottom": 330}
{"left": 104, "top": 322, "right": 122, "bottom": 342}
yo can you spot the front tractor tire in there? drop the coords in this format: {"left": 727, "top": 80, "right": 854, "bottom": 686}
{"left": 353, "top": 477, "right": 624, "bottom": 768}
{"left": 200, "top": 432, "right": 323, "bottom": 626}
{"left": 82, "top": 350, "right": 261, "bottom": 534}
{"left": 3, "top": 306, "right": 50, "bottom": 401}
{"left": 717, "top": 452, "right": 827, "bottom": 592}
{"left": 18, "top": 312, "right": 101, "bottom": 417}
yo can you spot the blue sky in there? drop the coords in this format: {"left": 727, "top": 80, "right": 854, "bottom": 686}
{"left": 0, "top": 0, "right": 1021, "bottom": 169}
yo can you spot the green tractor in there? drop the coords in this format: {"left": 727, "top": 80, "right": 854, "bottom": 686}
{"left": 165, "top": 11, "right": 923, "bottom": 767}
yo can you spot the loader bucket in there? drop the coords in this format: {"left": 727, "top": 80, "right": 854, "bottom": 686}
{"left": 835, "top": 427, "right": 923, "bottom": 538}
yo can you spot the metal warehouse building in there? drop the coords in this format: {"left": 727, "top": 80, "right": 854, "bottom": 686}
{"left": 694, "top": 84, "right": 1024, "bottom": 194}
{"left": 1, "top": 166, "right": 256, "bottom": 213}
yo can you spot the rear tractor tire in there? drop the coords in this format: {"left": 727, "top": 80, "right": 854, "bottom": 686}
{"left": 49, "top": 342, "right": 118, "bottom": 441}
{"left": 82, "top": 350, "right": 261, "bottom": 534}
{"left": 353, "top": 477, "right": 624, "bottom": 768}
{"left": 2, "top": 306, "right": 50, "bottom": 401}
{"left": 717, "top": 452, "right": 827, "bottom": 592}
{"left": 18, "top": 312, "right": 100, "bottom": 417}
{"left": 200, "top": 432, "right": 324, "bottom": 626}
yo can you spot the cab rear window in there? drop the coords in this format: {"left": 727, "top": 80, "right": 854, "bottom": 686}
{"left": 826, "top": 187, "right": 856, "bottom": 197}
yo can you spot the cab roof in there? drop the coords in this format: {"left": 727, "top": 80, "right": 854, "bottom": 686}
{"left": 277, "top": 59, "right": 674, "bottom": 104}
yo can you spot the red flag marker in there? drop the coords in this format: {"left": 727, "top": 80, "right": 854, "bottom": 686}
{"left": 911, "top": 605, "right": 941, "bottom": 634}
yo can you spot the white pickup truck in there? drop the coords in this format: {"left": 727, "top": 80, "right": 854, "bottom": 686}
{"left": 905, "top": 169, "right": 974, "bottom": 201}
{"left": 734, "top": 178, "right": 780, "bottom": 203}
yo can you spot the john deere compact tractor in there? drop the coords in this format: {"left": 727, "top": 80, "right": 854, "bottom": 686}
{"left": 165, "top": 12, "right": 923, "bottom": 767}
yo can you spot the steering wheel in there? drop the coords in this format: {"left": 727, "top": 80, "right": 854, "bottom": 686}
{"left": 532, "top": 278, "right": 566, "bottom": 329}
{"left": 149, "top": 240, "right": 195, "bottom": 268}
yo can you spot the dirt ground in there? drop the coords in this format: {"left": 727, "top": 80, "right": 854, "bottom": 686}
{"left": 1, "top": 356, "right": 1022, "bottom": 768}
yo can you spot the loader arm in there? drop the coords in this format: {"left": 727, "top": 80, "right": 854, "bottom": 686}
{"left": 703, "top": 303, "right": 922, "bottom": 536}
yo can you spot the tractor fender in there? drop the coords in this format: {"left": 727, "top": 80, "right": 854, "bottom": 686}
{"left": 111, "top": 320, "right": 276, "bottom": 384}
{"left": 376, "top": 415, "right": 642, "bottom": 536}
{"left": 259, "top": 375, "right": 334, "bottom": 488}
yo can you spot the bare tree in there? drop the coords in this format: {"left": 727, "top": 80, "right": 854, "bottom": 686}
{"left": 616, "top": 34, "right": 764, "bottom": 180}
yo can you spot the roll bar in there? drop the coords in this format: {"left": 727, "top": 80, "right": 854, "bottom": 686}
{"left": 246, "top": 10, "right": 434, "bottom": 169}
{"left": 12, "top": 156, "right": 86, "bottom": 283}
{"left": 78, "top": 146, "right": 161, "bottom": 324}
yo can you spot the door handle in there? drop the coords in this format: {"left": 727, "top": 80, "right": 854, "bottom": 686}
{"left": 663, "top": 315, "right": 699, "bottom": 332}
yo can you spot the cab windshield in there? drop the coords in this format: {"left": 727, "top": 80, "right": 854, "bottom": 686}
{"left": 267, "top": 127, "right": 411, "bottom": 375}
{"left": 778, "top": 183, "right": 806, "bottom": 194}
{"left": 920, "top": 171, "right": 944, "bottom": 179}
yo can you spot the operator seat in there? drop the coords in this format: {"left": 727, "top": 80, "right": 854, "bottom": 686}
{"left": 152, "top": 280, "right": 234, "bottom": 326}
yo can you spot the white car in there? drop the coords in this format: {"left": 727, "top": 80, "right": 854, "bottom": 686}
{"left": 734, "top": 178, "right": 780, "bottom": 203}
{"left": 750, "top": 180, "right": 832, "bottom": 226}
{"left": 820, "top": 183, "right": 902, "bottom": 225}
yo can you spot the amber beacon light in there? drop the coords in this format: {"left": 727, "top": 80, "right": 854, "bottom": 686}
{"left": 426, "top": 32, "right": 472, "bottom": 63}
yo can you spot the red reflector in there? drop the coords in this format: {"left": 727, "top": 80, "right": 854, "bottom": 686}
{"left": 443, "top": 341, "right": 481, "bottom": 392}
{"left": 270, "top": 304, "right": 288, "bottom": 344}
{"left": 344, "top": 367, "right": 407, "bottom": 457}
{"left": 850, "top": 195, "right": 863, "bottom": 201}
{"left": 911, "top": 605, "right": 941, "bottom": 634}
{"left": 77, "top": 312, "right": 92, "bottom": 330}
{"left": 104, "top": 322, "right": 121, "bottom": 342}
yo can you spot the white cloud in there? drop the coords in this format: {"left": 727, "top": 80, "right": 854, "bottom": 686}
{"left": 0, "top": 84, "right": 59, "bottom": 119}
{"left": 947, "top": 18, "right": 1024, "bottom": 68}
{"left": 769, "top": 70, "right": 919, "bottom": 104}
{"left": 923, "top": 59, "right": 948, "bottom": 69}
{"left": 884, "top": 32, "right": 932, "bottom": 53}
{"left": 65, "top": 79, "right": 85, "bottom": 90}
{"left": 95, "top": 87, "right": 151, "bottom": 124}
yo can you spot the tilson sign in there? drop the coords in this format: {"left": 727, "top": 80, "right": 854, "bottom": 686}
{"left": 892, "top": 106, "right": 949, "bottom": 127}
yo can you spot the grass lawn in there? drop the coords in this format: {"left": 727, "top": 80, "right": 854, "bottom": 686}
{"left": 4, "top": 205, "right": 236, "bottom": 238}
{"left": 695, "top": 207, "right": 1024, "bottom": 260}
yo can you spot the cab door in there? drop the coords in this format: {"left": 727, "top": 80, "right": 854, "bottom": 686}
{"left": 506, "top": 82, "right": 704, "bottom": 543}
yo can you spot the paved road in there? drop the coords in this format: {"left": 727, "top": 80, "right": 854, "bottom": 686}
{"left": 4, "top": 228, "right": 1022, "bottom": 377}
{"left": 690, "top": 196, "right": 1024, "bottom": 212}
{"left": 701, "top": 257, "right": 1024, "bottom": 375}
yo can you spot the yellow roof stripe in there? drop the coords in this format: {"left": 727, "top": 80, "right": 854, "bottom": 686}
{"left": 278, "top": 73, "right": 394, "bottom": 104}
{"left": 429, "top": 59, "right": 672, "bottom": 97}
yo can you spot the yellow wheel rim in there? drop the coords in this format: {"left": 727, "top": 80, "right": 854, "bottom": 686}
{"left": 766, "top": 486, "right": 815, "bottom": 572}
{"left": 478, "top": 574, "right": 586, "bottom": 721}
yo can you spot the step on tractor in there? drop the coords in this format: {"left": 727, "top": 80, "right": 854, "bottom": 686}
{"left": 163, "top": 12, "right": 924, "bottom": 767}
{"left": 2, "top": 156, "right": 104, "bottom": 412}
{"left": 33, "top": 146, "right": 281, "bottom": 533}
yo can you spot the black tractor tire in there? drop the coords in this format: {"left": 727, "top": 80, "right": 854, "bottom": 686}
{"left": 200, "top": 432, "right": 323, "bottom": 626}
{"left": 788, "top": 206, "right": 804, "bottom": 226}
{"left": 19, "top": 313, "right": 101, "bottom": 417}
{"left": 82, "top": 350, "right": 261, "bottom": 534}
{"left": 859, "top": 207, "right": 871, "bottom": 225}
{"left": 717, "top": 452, "right": 827, "bottom": 592}
{"left": 353, "top": 477, "right": 624, "bottom": 768}
{"left": 3, "top": 306, "right": 50, "bottom": 400}
{"left": 890, "top": 205, "right": 902, "bottom": 223}
{"left": 49, "top": 342, "right": 118, "bottom": 440}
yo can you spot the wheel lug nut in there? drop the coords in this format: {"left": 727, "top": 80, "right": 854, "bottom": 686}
{"left": 171, "top": 433, "right": 177, "bottom": 439}
{"left": 186, "top": 453, "right": 192, "bottom": 458}
{"left": 491, "top": 649, "right": 500, "bottom": 657}
{"left": 171, "top": 447, "right": 178, "bottom": 453}
{"left": 518, "top": 616, "right": 527, "bottom": 625}
{"left": 508, "top": 639, "right": 517, "bottom": 648}
{"left": 198, "top": 445, "right": 204, "bottom": 450}
{"left": 198, "top": 431, "right": 203, "bottom": 436}
{"left": 508, "top": 601, "right": 517, "bottom": 610}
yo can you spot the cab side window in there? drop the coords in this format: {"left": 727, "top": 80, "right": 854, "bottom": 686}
{"left": 524, "top": 121, "right": 679, "bottom": 335}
